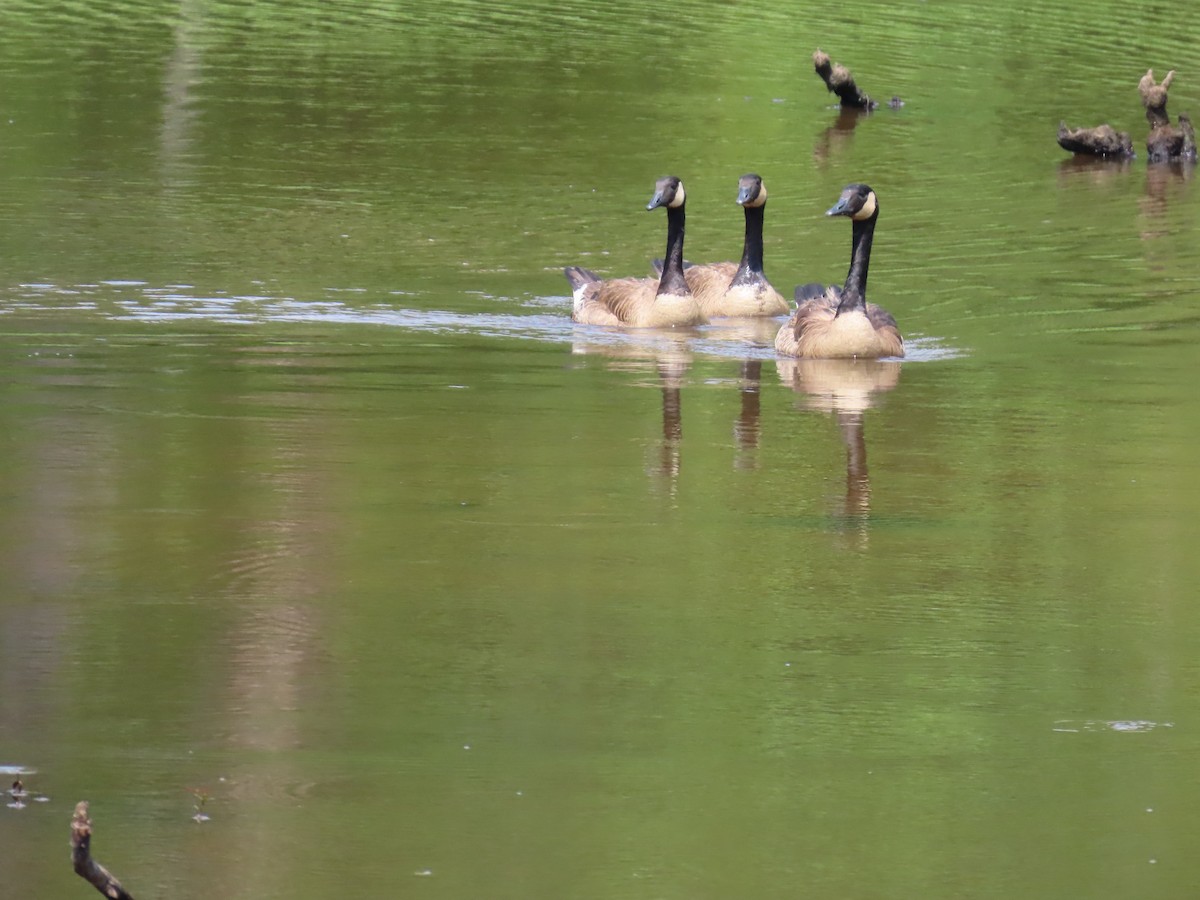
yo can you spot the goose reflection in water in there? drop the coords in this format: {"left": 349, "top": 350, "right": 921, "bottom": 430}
{"left": 700, "top": 316, "right": 781, "bottom": 471}
{"left": 571, "top": 329, "right": 695, "bottom": 489}
{"left": 571, "top": 317, "right": 780, "bottom": 486}
{"left": 776, "top": 357, "right": 901, "bottom": 540}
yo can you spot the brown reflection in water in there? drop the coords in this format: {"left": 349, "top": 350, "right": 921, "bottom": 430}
{"left": 226, "top": 604, "right": 319, "bottom": 752}
{"left": 161, "top": 0, "right": 204, "bottom": 183}
{"left": 194, "top": 344, "right": 335, "bottom": 898}
{"left": 1055, "top": 154, "right": 1133, "bottom": 187}
{"left": 3, "top": 337, "right": 333, "bottom": 891}
{"left": 704, "top": 317, "right": 780, "bottom": 471}
{"left": 2, "top": 367, "right": 113, "bottom": 599}
{"left": 572, "top": 330, "right": 694, "bottom": 490}
{"left": 1139, "top": 161, "right": 1194, "bottom": 240}
{"left": 571, "top": 318, "right": 781, "bottom": 487}
{"left": 219, "top": 345, "right": 337, "bottom": 753}
{"left": 777, "top": 358, "right": 901, "bottom": 543}
{"left": 657, "top": 355, "right": 686, "bottom": 485}
{"left": 814, "top": 107, "right": 871, "bottom": 167}
{"left": 735, "top": 359, "right": 762, "bottom": 470}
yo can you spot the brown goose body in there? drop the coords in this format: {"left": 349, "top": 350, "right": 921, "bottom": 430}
{"left": 678, "top": 262, "right": 790, "bottom": 318}
{"left": 567, "top": 273, "right": 706, "bottom": 328}
{"left": 652, "top": 174, "right": 789, "bottom": 318}
{"left": 567, "top": 177, "right": 706, "bottom": 329}
{"left": 776, "top": 184, "right": 904, "bottom": 359}
{"left": 775, "top": 284, "right": 902, "bottom": 358}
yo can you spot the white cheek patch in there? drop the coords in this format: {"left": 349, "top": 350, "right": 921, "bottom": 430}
{"left": 745, "top": 184, "right": 767, "bottom": 207}
{"left": 668, "top": 183, "right": 686, "bottom": 208}
{"left": 852, "top": 191, "right": 877, "bottom": 221}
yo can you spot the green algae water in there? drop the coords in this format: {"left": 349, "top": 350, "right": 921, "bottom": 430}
{"left": 2, "top": 2, "right": 1200, "bottom": 897}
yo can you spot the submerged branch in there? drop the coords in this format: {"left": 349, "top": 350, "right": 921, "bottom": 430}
{"left": 1058, "top": 68, "right": 1196, "bottom": 162}
{"left": 71, "top": 802, "right": 137, "bottom": 900}
{"left": 1139, "top": 69, "right": 1196, "bottom": 162}
{"left": 812, "top": 50, "right": 876, "bottom": 110}
{"left": 1056, "top": 122, "right": 1134, "bottom": 157}
{"left": 1139, "top": 68, "right": 1175, "bottom": 128}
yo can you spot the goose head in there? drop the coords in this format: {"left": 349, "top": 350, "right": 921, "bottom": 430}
{"left": 647, "top": 176, "right": 686, "bottom": 210}
{"left": 826, "top": 183, "right": 878, "bottom": 221}
{"left": 737, "top": 173, "right": 767, "bottom": 208}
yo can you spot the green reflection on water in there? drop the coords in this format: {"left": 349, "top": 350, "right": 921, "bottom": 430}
{"left": 3, "top": 2, "right": 1200, "bottom": 899}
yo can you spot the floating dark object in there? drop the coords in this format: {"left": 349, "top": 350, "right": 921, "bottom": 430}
{"left": 71, "top": 802, "right": 137, "bottom": 900}
{"left": 813, "top": 50, "right": 877, "bottom": 110}
{"left": 1139, "top": 68, "right": 1175, "bottom": 126}
{"left": 1057, "top": 68, "right": 1196, "bottom": 161}
{"left": 1056, "top": 122, "right": 1134, "bottom": 158}
{"left": 8, "top": 778, "right": 26, "bottom": 809}
{"left": 1139, "top": 69, "right": 1197, "bottom": 162}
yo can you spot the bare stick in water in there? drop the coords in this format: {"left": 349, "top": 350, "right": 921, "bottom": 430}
{"left": 1139, "top": 69, "right": 1197, "bottom": 162}
{"left": 812, "top": 50, "right": 876, "bottom": 109}
{"left": 1056, "top": 68, "right": 1194, "bottom": 160}
{"left": 1056, "top": 121, "right": 1134, "bottom": 157}
{"left": 70, "top": 802, "right": 137, "bottom": 900}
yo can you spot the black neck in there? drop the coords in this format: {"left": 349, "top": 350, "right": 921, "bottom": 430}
{"left": 736, "top": 359, "right": 762, "bottom": 452}
{"left": 836, "top": 214, "right": 876, "bottom": 314}
{"left": 656, "top": 204, "right": 688, "bottom": 295}
{"left": 731, "top": 204, "right": 765, "bottom": 286}
{"left": 838, "top": 411, "right": 870, "bottom": 518}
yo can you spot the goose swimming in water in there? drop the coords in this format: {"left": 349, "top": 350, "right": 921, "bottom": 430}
{"left": 565, "top": 176, "right": 706, "bottom": 328}
{"left": 651, "top": 173, "right": 789, "bottom": 318}
{"left": 775, "top": 183, "right": 903, "bottom": 359}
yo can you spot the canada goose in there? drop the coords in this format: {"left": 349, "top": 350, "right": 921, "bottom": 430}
{"left": 775, "top": 183, "right": 904, "bottom": 359}
{"left": 565, "top": 177, "right": 706, "bottom": 328}
{"left": 651, "top": 173, "right": 789, "bottom": 318}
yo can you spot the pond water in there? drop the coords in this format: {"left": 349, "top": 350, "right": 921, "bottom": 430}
{"left": 2, "top": 2, "right": 1200, "bottom": 898}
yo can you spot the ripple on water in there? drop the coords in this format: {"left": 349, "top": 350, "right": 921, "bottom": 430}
{"left": 1052, "top": 719, "right": 1174, "bottom": 734}
{"left": 10, "top": 281, "right": 967, "bottom": 363}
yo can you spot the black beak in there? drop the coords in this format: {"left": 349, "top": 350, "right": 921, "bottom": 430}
{"left": 736, "top": 185, "right": 756, "bottom": 206}
{"left": 647, "top": 191, "right": 666, "bottom": 210}
{"left": 826, "top": 195, "right": 852, "bottom": 217}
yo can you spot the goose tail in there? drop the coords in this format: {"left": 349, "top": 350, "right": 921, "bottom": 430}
{"left": 564, "top": 266, "right": 601, "bottom": 292}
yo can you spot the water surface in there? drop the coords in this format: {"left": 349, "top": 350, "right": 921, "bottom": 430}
{"left": 2, "top": 2, "right": 1200, "bottom": 898}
